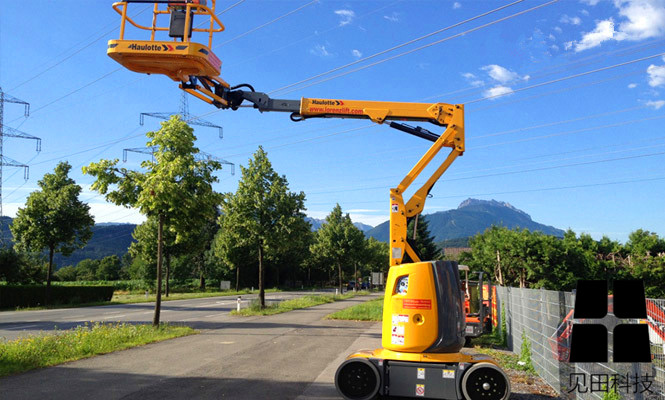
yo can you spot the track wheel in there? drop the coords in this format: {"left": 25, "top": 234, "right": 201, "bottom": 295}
{"left": 334, "top": 358, "right": 380, "bottom": 400}
{"left": 461, "top": 362, "right": 511, "bottom": 400}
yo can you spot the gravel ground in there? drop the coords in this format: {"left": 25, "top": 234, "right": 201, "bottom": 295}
{"left": 508, "top": 368, "right": 563, "bottom": 400}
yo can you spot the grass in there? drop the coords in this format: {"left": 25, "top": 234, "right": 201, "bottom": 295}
{"left": 0, "top": 322, "right": 196, "bottom": 377}
{"left": 327, "top": 297, "right": 384, "bottom": 321}
{"left": 110, "top": 288, "right": 280, "bottom": 304}
{"left": 232, "top": 291, "right": 369, "bottom": 316}
{"left": 471, "top": 330, "right": 537, "bottom": 375}
{"left": 7, "top": 288, "right": 281, "bottom": 312}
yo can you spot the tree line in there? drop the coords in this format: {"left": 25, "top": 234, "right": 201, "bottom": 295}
{"left": 460, "top": 226, "right": 665, "bottom": 297}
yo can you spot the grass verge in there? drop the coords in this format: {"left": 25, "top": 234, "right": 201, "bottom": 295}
{"left": 232, "top": 291, "right": 369, "bottom": 316}
{"left": 110, "top": 288, "right": 280, "bottom": 304}
{"left": 0, "top": 322, "right": 196, "bottom": 377}
{"left": 326, "top": 297, "right": 383, "bottom": 321}
{"left": 7, "top": 288, "right": 281, "bottom": 312}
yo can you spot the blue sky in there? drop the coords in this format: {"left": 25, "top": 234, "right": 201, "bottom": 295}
{"left": 1, "top": 0, "right": 664, "bottom": 243}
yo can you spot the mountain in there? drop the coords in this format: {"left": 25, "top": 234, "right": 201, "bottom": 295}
{"left": 0, "top": 217, "right": 136, "bottom": 268}
{"left": 304, "top": 217, "right": 374, "bottom": 233}
{"left": 353, "top": 222, "right": 374, "bottom": 233}
{"left": 366, "top": 198, "right": 565, "bottom": 242}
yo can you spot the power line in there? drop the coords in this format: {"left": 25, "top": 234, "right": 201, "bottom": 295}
{"left": 274, "top": 0, "right": 560, "bottom": 95}
{"left": 213, "top": 0, "right": 318, "bottom": 49}
{"left": 305, "top": 175, "right": 665, "bottom": 206}
{"left": 9, "top": 6, "right": 150, "bottom": 92}
{"left": 224, "top": 0, "right": 403, "bottom": 70}
{"left": 470, "top": 113, "right": 665, "bottom": 150}
{"left": 467, "top": 51, "right": 665, "bottom": 103}
{"left": 304, "top": 145, "right": 665, "bottom": 196}
{"left": 268, "top": 0, "right": 526, "bottom": 95}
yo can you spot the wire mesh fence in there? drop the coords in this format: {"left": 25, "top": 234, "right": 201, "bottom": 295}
{"left": 495, "top": 286, "right": 665, "bottom": 399}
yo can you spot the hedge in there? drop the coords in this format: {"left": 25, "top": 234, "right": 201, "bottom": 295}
{"left": 0, "top": 285, "right": 115, "bottom": 309}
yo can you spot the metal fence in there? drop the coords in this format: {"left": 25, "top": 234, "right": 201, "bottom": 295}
{"left": 495, "top": 286, "right": 665, "bottom": 400}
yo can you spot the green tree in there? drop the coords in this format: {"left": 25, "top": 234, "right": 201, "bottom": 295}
{"left": 213, "top": 210, "right": 257, "bottom": 291}
{"left": 97, "top": 255, "right": 122, "bottom": 280}
{"left": 76, "top": 259, "right": 100, "bottom": 281}
{"left": 84, "top": 116, "right": 222, "bottom": 325}
{"left": 310, "top": 204, "right": 365, "bottom": 293}
{"left": 214, "top": 147, "right": 307, "bottom": 308}
{"left": 0, "top": 247, "right": 31, "bottom": 283}
{"left": 404, "top": 216, "right": 442, "bottom": 262}
{"left": 54, "top": 265, "right": 78, "bottom": 281}
{"left": 11, "top": 162, "right": 94, "bottom": 304}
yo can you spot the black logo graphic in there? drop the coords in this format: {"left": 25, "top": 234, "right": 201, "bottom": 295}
{"left": 569, "top": 279, "right": 651, "bottom": 363}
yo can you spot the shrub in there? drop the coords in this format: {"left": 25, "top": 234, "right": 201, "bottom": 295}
{"left": 0, "top": 285, "right": 114, "bottom": 309}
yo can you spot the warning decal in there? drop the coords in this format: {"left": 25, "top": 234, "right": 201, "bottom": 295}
{"left": 392, "top": 314, "right": 409, "bottom": 324}
{"left": 442, "top": 369, "right": 455, "bottom": 379}
{"left": 417, "top": 368, "right": 425, "bottom": 380}
{"left": 415, "top": 384, "right": 425, "bottom": 397}
{"left": 392, "top": 203, "right": 399, "bottom": 213}
{"left": 403, "top": 299, "right": 432, "bottom": 310}
{"left": 391, "top": 334, "right": 404, "bottom": 345}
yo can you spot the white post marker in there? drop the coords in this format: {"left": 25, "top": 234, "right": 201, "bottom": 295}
{"left": 237, "top": 296, "right": 241, "bottom": 312}
{"left": 336, "top": 288, "right": 339, "bottom": 296}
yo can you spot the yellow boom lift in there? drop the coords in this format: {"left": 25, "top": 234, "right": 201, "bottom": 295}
{"left": 107, "top": 2, "right": 511, "bottom": 399}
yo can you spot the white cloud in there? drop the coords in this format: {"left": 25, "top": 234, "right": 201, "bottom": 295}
{"left": 453, "top": 2, "right": 462, "bottom": 9}
{"left": 647, "top": 64, "right": 665, "bottom": 86}
{"left": 551, "top": 44, "right": 560, "bottom": 51}
{"left": 628, "top": 83, "right": 638, "bottom": 88}
{"left": 646, "top": 100, "right": 665, "bottom": 109}
{"left": 310, "top": 44, "right": 331, "bottom": 57}
{"left": 548, "top": 33, "right": 556, "bottom": 40}
{"left": 564, "top": 41, "right": 574, "bottom": 50}
{"left": 461, "top": 72, "right": 484, "bottom": 87}
{"left": 581, "top": 9, "right": 590, "bottom": 15}
{"left": 560, "top": 14, "right": 582, "bottom": 25}
{"left": 570, "top": 0, "right": 665, "bottom": 52}
{"left": 554, "top": 26, "right": 563, "bottom": 33}
{"left": 482, "top": 64, "right": 520, "bottom": 84}
{"left": 383, "top": 12, "right": 399, "bottom": 22}
{"left": 581, "top": 0, "right": 602, "bottom": 4}
{"left": 574, "top": 19, "right": 616, "bottom": 51}
{"left": 614, "top": 0, "right": 665, "bottom": 41}
{"left": 483, "top": 86, "right": 514, "bottom": 99}
{"left": 334, "top": 9, "right": 355, "bottom": 26}
{"left": 351, "top": 49, "right": 362, "bottom": 58}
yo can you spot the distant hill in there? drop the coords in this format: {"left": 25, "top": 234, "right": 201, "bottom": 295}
{"left": 305, "top": 217, "right": 374, "bottom": 233}
{"left": 366, "top": 198, "right": 565, "bottom": 242}
{"left": 0, "top": 217, "right": 136, "bottom": 268}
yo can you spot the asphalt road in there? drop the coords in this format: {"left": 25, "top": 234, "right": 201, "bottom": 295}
{"left": 0, "top": 290, "right": 335, "bottom": 341}
{"left": 0, "top": 293, "right": 383, "bottom": 400}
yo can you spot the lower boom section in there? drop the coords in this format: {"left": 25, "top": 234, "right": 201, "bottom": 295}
{"left": 335, "top": 350, "right": 510, "bottom": 400}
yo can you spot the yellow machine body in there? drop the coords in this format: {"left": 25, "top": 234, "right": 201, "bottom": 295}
{"left": 382, "top": 262, "right": 441, "bottom": 353}
{"left": 108, "top": 39, "right": 221, "bottom": 82}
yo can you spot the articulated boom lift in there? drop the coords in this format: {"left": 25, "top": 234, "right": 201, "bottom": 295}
{"left": 107, "top": 2, "right": 511, "bottom": 399}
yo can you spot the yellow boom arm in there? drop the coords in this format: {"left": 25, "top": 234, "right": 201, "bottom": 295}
{"left": 224, "top": 90, "right": 465, "bottom": 266}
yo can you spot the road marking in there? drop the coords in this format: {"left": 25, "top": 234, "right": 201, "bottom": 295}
{"left": 193, "top": 303, "right": 217, "bottom": 308}
{"left": 7, "top": 324, "right": 42, "bottom": 330}
{"left": 101, "top": 314, "right": 127, "bottom": 320}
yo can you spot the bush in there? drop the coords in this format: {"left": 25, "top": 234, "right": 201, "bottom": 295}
{"left": 0, "top": 285, "right": 114, "bottom": 309}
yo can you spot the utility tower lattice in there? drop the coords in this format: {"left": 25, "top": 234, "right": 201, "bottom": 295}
{"left": 123, "top": 146, "right": 235, "bottom": 175}
{"left": 129, "top": 91, "right": 233, "bottom": 173}
{"left": 0, "top": 87, "right": 42, "bottom": 217}
{"left": 140, "top": 92, "right": 223, "bottom": 138}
